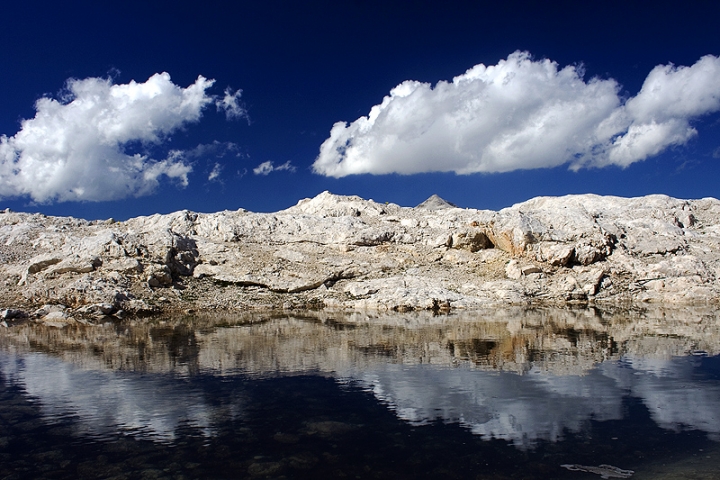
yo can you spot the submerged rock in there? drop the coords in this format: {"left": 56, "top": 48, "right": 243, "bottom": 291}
{"left": 561, "top": 464, "right": 634, "bottom": 479}
{"left": 0, "top": 191, "right": 719, "bottom": 318}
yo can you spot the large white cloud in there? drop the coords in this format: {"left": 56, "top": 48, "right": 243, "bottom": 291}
{"left": 313, "top": 52, "right": 720, "bottom": 177}
{"left": 0, "top": 72, "right": 244, "bottom": 202}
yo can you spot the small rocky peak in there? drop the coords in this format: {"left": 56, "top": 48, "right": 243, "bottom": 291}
{"left": 415, "top": 194, "right": 457, "bottom": 211}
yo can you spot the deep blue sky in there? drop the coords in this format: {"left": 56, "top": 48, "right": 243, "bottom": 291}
{"left": 1, "top": 0, "right": 719, "bottom": 219}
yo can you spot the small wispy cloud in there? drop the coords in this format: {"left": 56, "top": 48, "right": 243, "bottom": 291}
{"left": 184, "top": 141, "right": 241, "bottom": 160}
{"left": 208, "top": 163, "right": 223, "bottom": 181}
{"left": 253, "top": 160, "right": 296, "bottom": 175}
{"left": 313, "top": 52, "right": 720, "bottom": 177}
{"left": 216, "top": 87, "right": 248, "bottom": 121}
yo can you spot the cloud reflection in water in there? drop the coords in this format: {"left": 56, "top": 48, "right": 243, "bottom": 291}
{"left": 1, "top": 309, "right": 720, "bottom": 447}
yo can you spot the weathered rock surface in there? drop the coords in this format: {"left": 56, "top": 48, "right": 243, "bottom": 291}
{"left": 0, "top": 191, "right": 719, "bottom": 321}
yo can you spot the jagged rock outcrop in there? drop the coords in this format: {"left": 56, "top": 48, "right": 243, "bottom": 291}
{"left": 0, "top": 191, "right": 719, "bottom": 322}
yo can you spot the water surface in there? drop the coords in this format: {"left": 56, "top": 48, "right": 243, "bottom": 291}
{"left": 1, "top": 307, "right": 720, "bottom": 479}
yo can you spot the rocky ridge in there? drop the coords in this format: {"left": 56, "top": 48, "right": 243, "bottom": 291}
{"left": 1, "top": 191, "right": 719, "bottom": 324}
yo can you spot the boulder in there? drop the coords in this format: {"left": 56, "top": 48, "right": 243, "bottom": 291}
{"left": 147, "top": 264, "right": 173, "bottom": 287}
{"left": 538, "top": 243, "right": 574, "bottom": 266}
{"left": 1, "top": 309, "right": 27, "bottom": 320}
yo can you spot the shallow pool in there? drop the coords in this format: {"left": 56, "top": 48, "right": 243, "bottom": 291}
{"left": 1, "top": 307, "right": 719, "bottom": 479}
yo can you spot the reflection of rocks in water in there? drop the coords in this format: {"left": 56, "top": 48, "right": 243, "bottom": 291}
{"left": 1, "top": 306, "right": 720, "bottom": 377}
{"left": 3, "top": 307, "right": 720, "bottom": 450}
{"left": 149, "top": 324, "right": 200, "bottom": 374}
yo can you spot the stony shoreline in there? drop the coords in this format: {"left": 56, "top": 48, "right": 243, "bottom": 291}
{"left": 1, "top": 191, "right": 719, "bottom": 326}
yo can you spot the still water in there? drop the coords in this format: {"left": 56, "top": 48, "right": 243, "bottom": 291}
{"left": 1, "top": 307, "right": 720, "bottom": 479}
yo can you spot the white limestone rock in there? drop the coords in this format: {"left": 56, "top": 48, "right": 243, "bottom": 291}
{"left": 146, "top": 264, "right": 173, "bottom": 287}
{"left": 1, "top": 191, "right": 719, "bottom": 314}
{"left": 38, "top": 309, "right": 77, "bottom": 328}
{"left": 27, "top": 255, "right": 63, "bottom": 275}
{"left": 104, "top": 257, "right": 144, "bottom": 274}
{"left": 538, "top": 243, "right": 575, "bottom": 266}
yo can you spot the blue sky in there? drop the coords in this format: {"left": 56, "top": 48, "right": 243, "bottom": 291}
{"left": 1, "top": 0, "right": 719, "bottom": 220}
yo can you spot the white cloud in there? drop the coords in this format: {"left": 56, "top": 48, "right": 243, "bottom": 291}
{"left": 184, "top": 141, "right": 240, "bottom": 160}
{"left": 253, "top": 160, "right": 296, "bottom": 175}
{"left": 0, "top": 72, "right": 239, "bottom": 203}
{"left": 208, "top": 162, "right": 222, "bottom": 181}
{"left": 313, "top": 52, "right": 720, "bottom": 177}
{"left": 215, "top": 87, "right": 247, "bottom": 121}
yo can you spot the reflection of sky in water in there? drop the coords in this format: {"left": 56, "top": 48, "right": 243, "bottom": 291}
{"left": 602, "top": 355, "right": 720, "bottom": 441}
{"left": 341, "top": 355, "right": 720, "bottom": 448}
{"left": 341, "top": 365, "right": 622, "bottom": 448}
{"left": 2, "top": 346, "right": 720, "bottom": 447}
{"left": 0, "top": 352, "right": 221, "bottom": 442}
